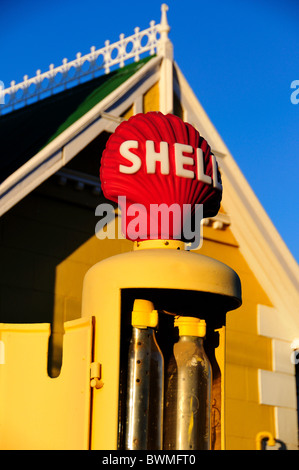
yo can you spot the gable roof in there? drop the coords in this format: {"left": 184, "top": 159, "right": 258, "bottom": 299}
{"left": 0, "top": 7, "right": 298, "bottom": 341}
{"left": 0, "top": 54, "right": 162, "bottom": 215}
{"left": 0, "top": 56, "right": 153, "bottom": 184}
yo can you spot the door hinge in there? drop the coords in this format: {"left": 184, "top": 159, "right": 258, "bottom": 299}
{"left": 90, "top": 362, "right": 104, "bottom": 389}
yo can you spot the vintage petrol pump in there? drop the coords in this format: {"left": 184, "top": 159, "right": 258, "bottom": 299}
{"left": 81, "top": 112, "right": 242, "bottom": 450}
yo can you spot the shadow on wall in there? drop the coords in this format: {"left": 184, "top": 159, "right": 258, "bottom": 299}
{"left": 0, "top": 173, "right": 120, "bottom": 377}
{"left": 0, "top": 131, "right": 123, "bottom": 377}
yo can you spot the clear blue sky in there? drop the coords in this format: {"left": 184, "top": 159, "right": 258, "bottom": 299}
{"left": 1, "top": 0, "right": 298, "bottom": 263}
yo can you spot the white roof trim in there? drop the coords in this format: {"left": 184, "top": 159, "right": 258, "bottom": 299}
{"left": 174, "top": 61, "right": 299, "bottom": 325}
{"left": 0, "top": 56, "right": 162, "bottom": 216}
{"left": 1, "top": 5, "right": 168, "bottom": 115}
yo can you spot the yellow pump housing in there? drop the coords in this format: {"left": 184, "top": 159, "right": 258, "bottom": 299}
{"left": 81, "top": 239, "right": 242, "bottom": 450}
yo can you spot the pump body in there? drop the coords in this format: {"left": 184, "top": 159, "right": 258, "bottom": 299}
{"left": 81, "top": 241, "right": 241, "bottom": 450}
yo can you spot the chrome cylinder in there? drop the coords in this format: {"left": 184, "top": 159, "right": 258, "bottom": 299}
{"left": 164, "top": 335, "right": 212, "bottom": 450}
{"left": 125, "top": 326, "right": 164, "bottom": 450}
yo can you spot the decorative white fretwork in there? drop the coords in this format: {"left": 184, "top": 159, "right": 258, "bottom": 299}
{"left": 0, "top": 4, "right": 170, "bottom": 115}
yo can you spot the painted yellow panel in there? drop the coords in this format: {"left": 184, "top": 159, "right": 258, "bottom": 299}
{"left": 226, "top": 399, "right": 275, "bottom": 450}
{"left": 225, "top": 329, "right": 272, "bottom": 369}
{"left": 0, "top": 317, "right": 93, "bottom": 450}
{"left": 143, "top": 82, "right": 159, "bottom": 112}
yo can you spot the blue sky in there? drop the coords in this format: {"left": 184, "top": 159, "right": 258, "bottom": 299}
{"left": 1, "top": 0, "right": 299, "bottom": 263}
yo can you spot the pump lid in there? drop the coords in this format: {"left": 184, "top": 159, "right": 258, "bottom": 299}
{"left": 174, "top": 316, "right": 206, "bottom": 337}
{"left": 131, "top": 299, "right": 158, "bottom": 329}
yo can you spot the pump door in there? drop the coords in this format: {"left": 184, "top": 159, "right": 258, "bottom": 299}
{"left": 0, "top": 316, "right": 94, "bottom": 450}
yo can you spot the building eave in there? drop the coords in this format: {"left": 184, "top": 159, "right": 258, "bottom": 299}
{"left": 0, "top": 55, "right": 162, "bottom": 217}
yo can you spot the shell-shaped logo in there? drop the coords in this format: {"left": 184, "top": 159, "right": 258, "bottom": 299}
{"left": 100, "top": 112, "right": 222, "bottom": 242}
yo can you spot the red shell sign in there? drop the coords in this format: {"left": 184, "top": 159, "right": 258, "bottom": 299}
{"left": 100, "top": 112, "right": 222, "bottom": 243}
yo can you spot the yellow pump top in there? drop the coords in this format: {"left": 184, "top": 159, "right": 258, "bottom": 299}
{"left": 174, "top": 316, "right": 206, "bottom": 337}
{"left": 131, "top": 299, "right": 158, "bottom": 329}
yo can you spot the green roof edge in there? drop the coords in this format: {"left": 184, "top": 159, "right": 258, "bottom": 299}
{"left": 42, "top": 55, "right": 155, "bottom": 150}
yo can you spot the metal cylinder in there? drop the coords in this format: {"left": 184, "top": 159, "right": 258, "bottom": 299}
{"left": 164, "top": 317, "right": 212, "bottom": 450}
{"left": 125, "top": 301, "right": 164, "bottom": 450}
